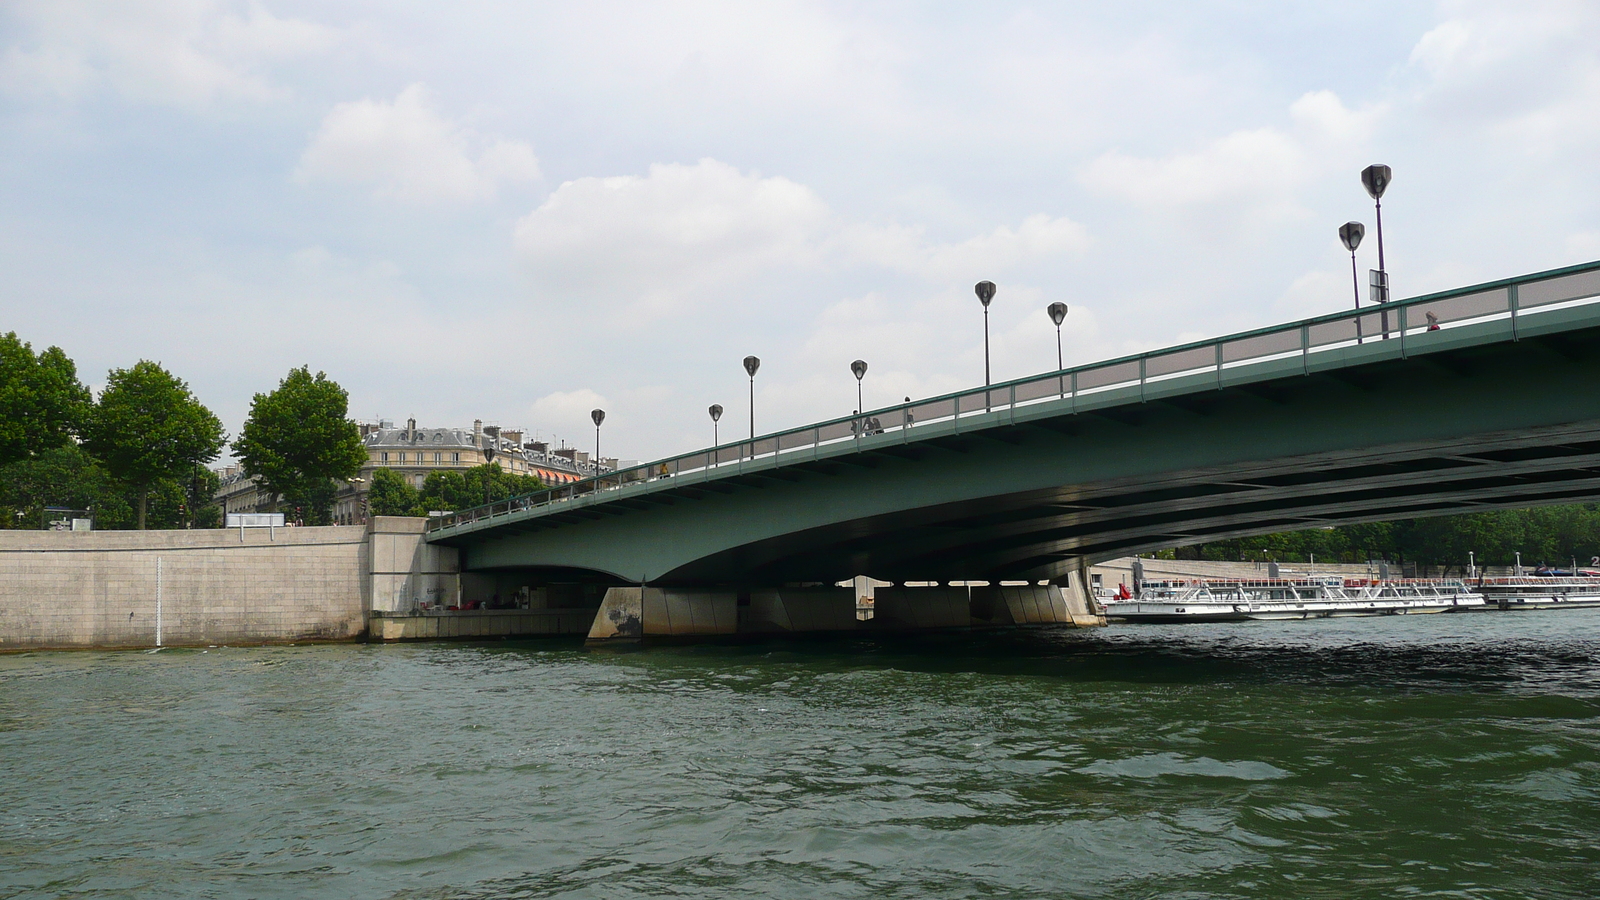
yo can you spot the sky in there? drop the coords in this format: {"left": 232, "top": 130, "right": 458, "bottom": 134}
{"left": 3, "top": 1, "right": 1598, "bottom": 464}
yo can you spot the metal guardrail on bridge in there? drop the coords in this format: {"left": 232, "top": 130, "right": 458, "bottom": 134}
{"left": 429, "top": 260, "right": 1600, "bottom": 534}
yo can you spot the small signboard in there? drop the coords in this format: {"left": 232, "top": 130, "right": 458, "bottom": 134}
{"left": 226, "top": 513, "right": 286, "bottom": 528}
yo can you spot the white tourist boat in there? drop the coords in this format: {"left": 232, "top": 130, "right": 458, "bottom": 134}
{"left": 1470, "top": 576, "right": 1600, "bottom": 611}
{"left": 1103, "top": 576, "right": 1484, "bottom": 623}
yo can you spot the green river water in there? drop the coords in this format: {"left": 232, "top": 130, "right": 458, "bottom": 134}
{"left": 2, "top": 611, "right": 1598, "bottom": 899}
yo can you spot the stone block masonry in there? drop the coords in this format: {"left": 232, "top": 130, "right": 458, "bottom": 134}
{"left": 0, "top": 517, "right": 458, "bottom": 651}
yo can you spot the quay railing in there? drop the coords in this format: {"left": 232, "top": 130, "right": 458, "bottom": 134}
{"left": 428, "top": 259, "right": 1600, "bottom": 533}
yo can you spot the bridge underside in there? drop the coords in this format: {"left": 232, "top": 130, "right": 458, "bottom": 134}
{"left": 436, "top": 322, "right": 1600, "bottom": 586}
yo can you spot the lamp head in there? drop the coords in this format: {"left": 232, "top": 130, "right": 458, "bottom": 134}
{"left": 1361, "top": 164, "right": 1391, "bottom": 200}
{"left": 974, "top": 281, "right": 996, "bottom": 308}
{"left": 1339, "top": 221, "right": 1365, "bottom": 252}
{"left": 851, "top": 359, "right": 868, "bottom": 381}
{"left": 743, "top": 355, "right": 761, "bottom": 378}
{"left": 590, "top": 409, "right": 605, "bottom": 427}
{"left": 1047, "top": 302, "right": 1068, "bottom": 326}
{"left": 709, "top": 404, "right": 723, "bottom": 422}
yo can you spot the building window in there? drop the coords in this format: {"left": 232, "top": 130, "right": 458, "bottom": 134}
{"left": 433, "top": 452, "right": 441, "bottom": 463}
{"left": 452, "top": 452, "right": 460, "bottom": 462}
{"left": 381, "top": 452, "right": 388, "bottom": 462}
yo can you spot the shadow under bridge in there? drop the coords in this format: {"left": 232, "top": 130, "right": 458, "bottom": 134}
{"left": 428, "top": 260, "right": 1600, "bottom": 586}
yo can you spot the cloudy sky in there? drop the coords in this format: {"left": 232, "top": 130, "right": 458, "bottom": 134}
{"left": 3, "top": 1, "right": 1598, "bottom": 463}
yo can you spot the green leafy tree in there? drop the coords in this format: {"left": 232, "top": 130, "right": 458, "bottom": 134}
{"left": 0, "top": 445, "right": 221, "bottom": 531}
{"left": 83, "top": 361, "right": 225, "bottom": 529}
{"left": 231, "top": 366, "right": 366, "bottom": 526}
{"left": 367, "top": 467, "right": 422, "bottom": 517}
{"left": 418, "top": 464, "right": 544, "bottom": 513}
{"left": 0, "top": 332, "right": 91, "bottom": 466}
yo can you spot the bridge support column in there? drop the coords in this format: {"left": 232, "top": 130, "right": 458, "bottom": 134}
{"left": 586, "top": 587, "right": 643, "bottom": 645}
{"left": 587, "top": 582, "right": 1103, "bottom": 643}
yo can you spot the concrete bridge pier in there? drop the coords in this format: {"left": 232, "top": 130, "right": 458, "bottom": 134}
{"left": 585, "top": 577, "right": 1104, "bottom": 645}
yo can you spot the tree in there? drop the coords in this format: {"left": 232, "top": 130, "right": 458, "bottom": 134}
{"left": 0, "top": 332, "right": 90, "bottom": 466}
{"left": 418, "top": 464, "right": 544, "bottom": 513}
{"left": 231, "top": 366, "right": 366, "bottom": 526}
{"left": 83, "top": 361, "right": 225, "bottom": 529}
{"left": 367, "top": 467, "right": 421, "bottom": 517}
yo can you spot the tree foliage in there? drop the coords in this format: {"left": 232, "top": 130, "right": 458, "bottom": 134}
{"left": 419, "top": 465, "right": 544, "bottom": 513}
{"left": 0, "top": 332, "right": 91, "bottom": 466}
{"left": 0, "top": 444, "right": 219, "bottom": 530}
{"left": 231, "top": 366, "right": 366, "bottom": 526}
{"left": 367, "top": 467, "right": 421, "bottom": 517}
{"left": 83, "top": 361, "right": 225, "bottom": 529}
{"left": 1176, "top": 504, "right": 1600, "bottom": 568}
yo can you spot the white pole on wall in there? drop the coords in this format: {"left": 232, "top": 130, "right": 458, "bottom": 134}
{"left": 156, "top": 556, "right": 163, "bottom": 648}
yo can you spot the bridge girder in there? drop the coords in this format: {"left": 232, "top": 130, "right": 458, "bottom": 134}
{"left": 431, "top": 299, "right": 1600, "bottom": 585}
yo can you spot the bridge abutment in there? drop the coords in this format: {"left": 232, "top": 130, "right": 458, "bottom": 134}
{"left": 584, "top": 578, "right": 1104, "bottom": 645}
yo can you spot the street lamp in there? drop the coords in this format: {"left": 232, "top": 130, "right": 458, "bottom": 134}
{"left": 481, "top": 441, "right": 497, "bottom": 507}
{"left": 851, "top": 359, "right": 868, "bottom": 436}
{"left": 1339, "top": 221, "right": 1365, "bottom": 342}
{"left": 743, "top": 355, "right": 760, "bottom": 452}
{"left": 709, "top": 403, "right": 723, "bottom": 447}
{"left": 591, "top": 409, "right": 605, "bottom": 475}
{"left": 1047, "top": 301, "right": 1068, "bottom": 396}
{"left": 1361, "top": 164, "right": 1392, "bottom": 337}
{"left": 975, "top": 281, "right": 996, "bottom": 387}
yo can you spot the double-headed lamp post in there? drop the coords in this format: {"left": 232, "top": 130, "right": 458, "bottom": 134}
{"left": 591, "top": 409, "right": 605, "bottom": 474}
{"left": 1339, "top": 221, "right": 1365, "bottom": 342}
{"left": 709, "top": 403, "right": 723, "bottom": 446}
{"left": 1047, "top": 301, "right": 1068, "bottom": 396}
{"left": 851, "top": 359, "right": 868, "bottom": 434}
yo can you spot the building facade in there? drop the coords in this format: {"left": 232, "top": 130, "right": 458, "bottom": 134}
{"left": 216, "top": 417, "right": 621, "bottom": 526}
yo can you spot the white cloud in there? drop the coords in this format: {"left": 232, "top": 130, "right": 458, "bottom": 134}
{"left": 515, "top": 159, "right": 828, "bottom": 314}
{"left": 529, "top": 389, "right": 611, "bottom": 446}
{"left": 514, "top": 158, "right": 1088, "bottom": 320}
{"left": 1079, "top": 90, "right": 1380, "bottom": 221}
{"left": 295, "top": 84, "right": 541, "bottom": 204}
{"left": 1407, "top": 1, "right": 1600, "bottom": 157}
{"left": 844, "top": 214, "right": 1091, "bottom": 280}
{"left": 0, "top": 0, "right": 337, "bottom": 107}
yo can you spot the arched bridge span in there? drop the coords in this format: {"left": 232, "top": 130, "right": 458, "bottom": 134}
{"left": 428, "top": 261, "right": 1600, "bottom": 586}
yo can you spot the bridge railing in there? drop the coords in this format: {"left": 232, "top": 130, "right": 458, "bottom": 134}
{"left": 428, "top": 259, "right": 1600, "bottom": 533}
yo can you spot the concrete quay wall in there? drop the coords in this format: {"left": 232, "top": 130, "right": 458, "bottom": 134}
{"left": 0, "top": 517, "right": 460, "bottom": 651}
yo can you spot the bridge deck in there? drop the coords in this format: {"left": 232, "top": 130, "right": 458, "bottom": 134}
{"left": 430, "top": 260, "right": 1600, "bottom": 556}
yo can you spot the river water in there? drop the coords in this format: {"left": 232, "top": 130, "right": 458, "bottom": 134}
{"left": 3, "top": 611, "right": 1598, "bottom": 899}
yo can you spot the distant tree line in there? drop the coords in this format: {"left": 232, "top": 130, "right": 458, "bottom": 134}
{"left": 0, "top": 332, "right": 370, "bottom": 529}
{"left": 1169, "top": 504, "right": 1600, "bottom": 568}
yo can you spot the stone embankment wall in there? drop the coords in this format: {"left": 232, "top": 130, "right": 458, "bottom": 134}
{"left": 0, "top": 517, "right": 458, "bottom": 651}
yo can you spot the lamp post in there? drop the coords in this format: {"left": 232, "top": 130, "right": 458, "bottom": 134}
{"left": 481, "top": 441, "right": 496, "bottom": 507}
{"left": 591, "top": 409, "right": 605, "bottom": 477}
{"left": 709, "top": 404, "right": 723, "bottom": 447}
{"left": 851, "top": 359, "right": 868, "bottom": 436}
{"left": 742, "top": 356, "right": 760, "bottom": 457}
{"left": 975, "top": 281, "right": 996, "bottom": 386}
{"left": 1047, "top": 301, "right": 1068, "bottom": 396}
{"left": 1339, "top": 221, "right": 1365, "bottom": 342}
{"left": 1361, "top": 164, "right": 1392, "bottom": 337}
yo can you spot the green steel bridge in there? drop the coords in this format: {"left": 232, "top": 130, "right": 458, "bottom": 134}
{"left": 429, "top": 260, "right": 1600, "bottom": 588}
